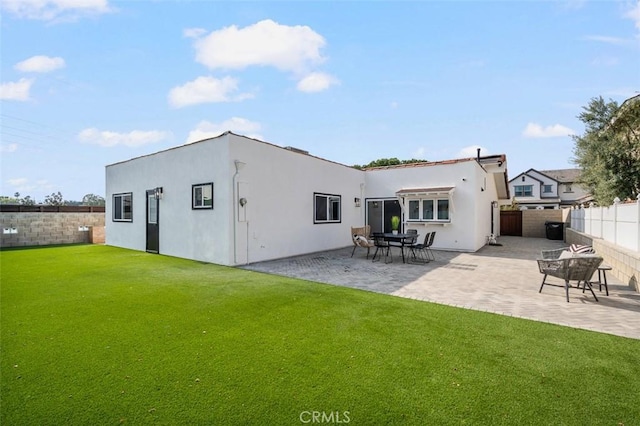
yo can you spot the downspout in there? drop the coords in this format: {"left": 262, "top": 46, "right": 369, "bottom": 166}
{"left": 232, "top": 160, "right": 245, "bottom": 265}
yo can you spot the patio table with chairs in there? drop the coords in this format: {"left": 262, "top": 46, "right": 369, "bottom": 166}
{"left": 370, "top": 231, "right": 436, "bottom": 264}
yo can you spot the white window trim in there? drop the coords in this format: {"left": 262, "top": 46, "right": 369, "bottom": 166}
{"left": 314, "top": 192, "right": 341, "bottom": 224}
{"left": 113, "top": 192, "right": 133, "bottom": 222}
{"left": 406, "top": 197, "right": 451, "bottom": 223}
{"left": 514, "top": 185, "right": 533, "bottom": 197}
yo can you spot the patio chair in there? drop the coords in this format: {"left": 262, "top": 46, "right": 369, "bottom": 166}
{"left": 424, "top": 231, "right": 436, "bottom": 261}
{"left": 371, "top": 233, "right": 392, "bottom": 263}
{"left": 541, "top": 248, "right": 569, "bottom": 260}
{"left": 351, "top": 226, "right": 374, "bottom": 258}
{"left": 537, "top": 255, "right": 603, "bottom": 302}
{"left": 408, "top": 232, "right": 431, "bottom": 264}
{"left": 541, "top": 244, "right": 594, "bottom": 260}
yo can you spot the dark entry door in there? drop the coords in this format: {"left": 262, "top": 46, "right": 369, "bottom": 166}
{"left": 146, "top": 190, "right": 159, "bottom": 253}
{"left": 500, "top": 210, "right": 522, "bottom": 236}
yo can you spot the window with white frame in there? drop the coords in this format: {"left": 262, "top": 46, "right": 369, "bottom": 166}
{"left": 514, "top": 185, "right": 533, "bottom": 197}
{"left": 314, "top": 193, "right": 341, "bottom": 224}
{"left": 542, "top": 184, "right": 552, "bottom": 193}
{"left": 113, "top": 192, "right": 132, "bottom": 222}
{"left": 192, "top": 183, "right": 213, "bottom": 209}
{"left": 407, "top": 198, "right": 450, "bottom": 222}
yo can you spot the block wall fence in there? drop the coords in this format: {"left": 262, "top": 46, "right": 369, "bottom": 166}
{"left": 0, "top": 207, "right": 105, "bottom": 248}
{"left": 521, "top": 209, "right": 569, "bottom": 238}
{"left": 565, "top": 228, "right": 639, "bottom": 292}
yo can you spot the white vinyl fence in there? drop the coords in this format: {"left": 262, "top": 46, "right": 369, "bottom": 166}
{"left": 569, "top": 196, "right": 640, "bottom": 252}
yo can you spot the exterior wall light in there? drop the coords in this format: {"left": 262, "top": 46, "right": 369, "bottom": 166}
{"left": 354, "top": 197, "right": 361, "bottom": 207}
{"left": 154, "top": 187, "right": 163, "bottom": 200}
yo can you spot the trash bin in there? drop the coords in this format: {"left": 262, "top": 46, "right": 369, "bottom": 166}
{"left": 545, "top": 221, "right": 564, "bottom": 240}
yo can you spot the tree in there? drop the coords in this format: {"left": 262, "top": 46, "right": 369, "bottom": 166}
{"left": 572, "top": 95, "right": 640, "bottom": 204}
{"left": 44, "top": 191, "right": 65, "bottom": 206}
{"left": 20, "top": 195, "right": 35, "bottom": 205}
{"left": 353, "top": 157, "right": 427, "bottom": 169}
{"left": 0, "top": 192, "right": 36, "bottom": 205}
{"left": 82, "top": 193, "right": 105, "bottom": 206}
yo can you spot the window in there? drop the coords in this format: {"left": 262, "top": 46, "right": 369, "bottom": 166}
{"left": 564, "top": 185, "right": 573, "bottom": 193}
{"left": 405, "top": 198, "right": 449, "bottom": 222}
{"left": 408, "top": 200, "right": 420, "bottom": 220}
{"left": 423, "top": 200, "right": 434, "bottom": 220}
{"left": 192, "top": 183, "right": 213, "bottom": 209}
{"left": 543, "top": 185, "right": 552, "bottom": 193}
{"left": 514, "top": 185, "right": 533, "bottom": 197}
{"left": 148, "top": 194, "right": 158, "bottom": 224}
{"left": 437, "top": 200, "right": 449, "bottom": 220}
{"left": 113, "top": 193, "right": 132, "bottom": 222}
{"left": 314, "top": 193, "right": 341, "bottom": 223}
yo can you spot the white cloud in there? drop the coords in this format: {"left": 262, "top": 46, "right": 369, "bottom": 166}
{"left": 6, "top": 178, "right": 54, "bottom": 193}
{"left": 582, "top": 35, "right": 630, "bottom": 45}
{"left": 77, "top": 128, "right": 171, "bottom": 147}
{"left": 15, "top": 55, "right": 66, "bottom": 73}
{"left": 1, "top": 0, "right": 112, "bottom": 21}
{"left": 624, "top": 1, "right": 640, "bottom": 30}
{"left": 1, "top": 143, "right": 19, "bottom": 153}
{"left": 459, "top": 145, "right": 489, "bottom": 158}
{"left": 168, "top": 76, "right": 253, "bottom": 108}
{"left": 183, "top": 27, "right": 207, "bottom": 39}
{"left": 522, "top": 123, "right": 576, "bottom": 138}
{"left": 186, "top": 118, "right": 263, "bottom": 144}
{"left": 0, "top": 78, "right": 34, "bottom": 101}
{"left": 296, "top": 72, "right": 339, "bottom": 93}
{"left": 192, "top": 19, "right": 326, "bottom": 73}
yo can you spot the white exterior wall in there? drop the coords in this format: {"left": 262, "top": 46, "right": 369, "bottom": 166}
{"left": 474, "top": 164, "right": 502, "bottom": 247}
{"left": 106, "top": 136, "right": 232, "bottom": 264}
{"left": 511, "top": 174, "right": 542, "bottom": 202}
{"left": 559, "top": 182, "right": 590, "bottom": 204}
{"left": 228, "top": 134, "right": 365, "bottom": 264}
{"left": 527, "top": 170, "right": 558, "bottom": 198}
{"left": 106, "top": 133, "right": 506, "bottom": 264}
{"left": 364, "top": 161, "right": 497, "bottom": 252}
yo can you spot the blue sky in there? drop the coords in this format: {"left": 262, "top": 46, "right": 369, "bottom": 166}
{"left": 1, "top": 0, "right": 639, "bottom": 202}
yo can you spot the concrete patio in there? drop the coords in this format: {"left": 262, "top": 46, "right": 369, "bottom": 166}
{"left": 241, "top": 236, "right": 640, "bottom": 340}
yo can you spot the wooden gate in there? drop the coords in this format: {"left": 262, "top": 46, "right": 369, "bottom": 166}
{"left": 500, "top": 210, "right": 522, "bottom": 236}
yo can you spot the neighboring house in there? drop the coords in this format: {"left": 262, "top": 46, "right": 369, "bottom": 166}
{"left": 105, "top": 132, "right": 509, "bottom": 266}
{"left": 508, "top": 168, "right": 592, "bottom": 209}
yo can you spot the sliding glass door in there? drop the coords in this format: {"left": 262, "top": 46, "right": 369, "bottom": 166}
{"left": 366, "top": 199, "right": 401, "bottom": 234}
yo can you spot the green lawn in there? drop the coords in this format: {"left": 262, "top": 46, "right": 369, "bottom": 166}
{"left": 1, "top": 245, "right": 639, "bottom": 425}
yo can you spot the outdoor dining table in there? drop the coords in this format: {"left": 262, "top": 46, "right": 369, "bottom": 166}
{"left": 380, "top": 233, "right": 416, "bottom": 263}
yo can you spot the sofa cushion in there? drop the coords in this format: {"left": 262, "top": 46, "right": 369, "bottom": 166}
{"left": 559, "top": 250, "right": 574, "bottom": 259}
{"left": 354, "top": 235, "right": 371, "bottom": 246}
{"left": 569, "top": 244, "right": 595, "bottom": 254}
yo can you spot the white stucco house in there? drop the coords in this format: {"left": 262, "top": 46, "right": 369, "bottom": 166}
{"left": 105, "top": 132, "right": 509, "bottom": 266}
{"left": 508, "top": 168, "right": 592, "bottom": 209}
